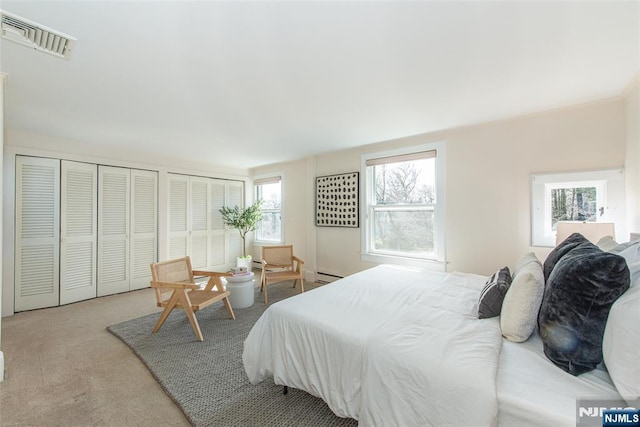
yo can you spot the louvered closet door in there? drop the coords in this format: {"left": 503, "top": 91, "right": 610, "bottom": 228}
{"left": 60, "top": 161, "right": 98, "bottom": 305}
{"left": 97, "top": 166, "right": 130, "bottom": 296}
{"left": 190, "top": 177, "right": 210, "bottom": 269}
{"left": 130, "top": 169, "right": 157, "bottom": 290}
{"left": 210, "top": 181, "right": 226, "bottom": 267}
{"left": 226, "top": 182, "right": 244, "bottom": 261}
{"left": 168, "top": 174, "right": 189, "bottom": 259}
{"left": 15, "top": 156, "right": 61, "bottom": 311}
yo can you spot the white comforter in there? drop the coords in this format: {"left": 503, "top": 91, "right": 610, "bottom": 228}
{"left": 243, "top": 265, "right": 503, "bottom": 426}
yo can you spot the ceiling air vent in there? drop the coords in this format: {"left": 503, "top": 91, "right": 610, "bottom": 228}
{"left": 1, "top": 10, "right": 75, "bottom": 60}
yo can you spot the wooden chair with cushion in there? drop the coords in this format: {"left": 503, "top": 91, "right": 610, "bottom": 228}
{"left": 150, "top": 256, "right": 235, "bottom": 341}
{"left": 260, "top": 245, "right": 304, "bottom": 304}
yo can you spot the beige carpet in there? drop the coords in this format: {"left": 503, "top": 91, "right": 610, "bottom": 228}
{"left": 0, "top": 288, "right": 189, "bottom": 426}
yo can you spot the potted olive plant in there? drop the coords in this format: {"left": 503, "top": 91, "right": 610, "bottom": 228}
{"left": 220, "top": 199, "right": 263, "bottom": 270}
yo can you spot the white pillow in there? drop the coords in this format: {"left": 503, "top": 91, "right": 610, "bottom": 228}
{"left": 500, "top": 255, "right": 544, "bottom": 343}
{"left": 610, "top": 240, "right": 640, "bottom": 254}
{"left": 602, "top": 283, "right": 640, "bottom": 406}
{"left": 617, "top": 244, "right": 640, "bottom": 288}
{"left": 513, "top": 252, "right": 540, "bottom": 276}
{"left": 597, "top": 235, "right": 618, "bottom": 252}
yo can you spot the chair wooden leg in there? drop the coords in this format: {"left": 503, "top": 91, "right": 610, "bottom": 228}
{"left": 300, "top": 278, "right": 304, "bottom": 293}
{"left": 153, "top": 291, "right": 180, "bottom": 333}
{"left": 184, "top": 310, "right": 203, "bottom": 341}
{"left": 292, "top": 279, "right": 296, "bottom": 288}
{"left": 184, "top": 310, "right": 203, "bottom": 342}
{"left": 222, "top": 297, "right": 236, "bottom": 320}
{"left": 178, "top": 290, "right": 204, "bottom": 342}
{"left": 264, "top": 282, "right": 269, "bottom": 304}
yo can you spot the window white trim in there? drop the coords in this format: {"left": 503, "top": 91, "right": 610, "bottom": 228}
{"left": 531, "top": 169, "right": 625, "bottom": 247}
{"left": 253, "top": 171, "right": 284, "bottom": 244}
{"left": 365, "top": 150, "right": 436, "bottom": 166}
{"left": 254, "top": 175, "right": 281, "bottom": 186}
{"left": 361, "top": 141, "right": 446, "bottom": 271}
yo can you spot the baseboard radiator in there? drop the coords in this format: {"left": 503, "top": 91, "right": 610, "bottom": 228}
{"left": 316, "top": 271, "right": 344, "bottom": 284}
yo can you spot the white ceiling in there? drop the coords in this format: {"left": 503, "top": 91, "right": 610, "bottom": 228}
{"left": 1, "top": 1, "right": 638, "bottom": 170}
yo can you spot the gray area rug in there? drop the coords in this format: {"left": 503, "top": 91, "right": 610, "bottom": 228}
{"left": 107, "top": 282, "right": 358, "bottom": 427}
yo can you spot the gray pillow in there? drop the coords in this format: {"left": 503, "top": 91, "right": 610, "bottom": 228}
{"left": 538, "top": 241, "right": 630, "bottom": 375}
{"left": 478, "top": 267, "right": 511, "bottom": 319}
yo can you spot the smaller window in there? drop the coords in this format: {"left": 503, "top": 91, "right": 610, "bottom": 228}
{"left": 531, "top": 169, "right": 624, "bottom": 247}
{"left": 255, "top": 176, "right": 282, "bottom": 243}
{"left": 550, "top": 184, "right": 600, "bottom": 229}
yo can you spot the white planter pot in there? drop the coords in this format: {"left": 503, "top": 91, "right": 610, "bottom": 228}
{"left": 236, "top": 255, "right": 252, "bottom": 272}
{"left": 225, "top": 272, "right": 255, "bottom": 309}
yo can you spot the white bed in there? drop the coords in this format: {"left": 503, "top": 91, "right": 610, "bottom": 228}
{"left": 243, "top": 264, "right": 624, "bottom": 426}
{"left": 497, "top": 333, "right": 621, "bottom": 427}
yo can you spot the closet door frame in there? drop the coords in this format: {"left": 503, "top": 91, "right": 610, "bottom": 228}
{"left": 60, "top": 160, "right": 98, "bottom": 305}
{"left": 189, "top": 176, "right": 210, "bottom": 270}
{"left": 209, "top": 180, "right": 227, "bottom": 267}
{"left": 130, "top": 169, "right": 158, "bottom": 290}
{"left": 14, "top": 156, "right": 61, "bottom": 311}
{"left": 97, "top": 165, "right": 131, "bottom": 297}
{"left": 168, "top": 174, "right": 190, "bottom": 260}
{"left": 167, "top": 174, "right": 245, "bottom": 270}
{"left": 225, "top": 181, "right": 245, "bottom": 264}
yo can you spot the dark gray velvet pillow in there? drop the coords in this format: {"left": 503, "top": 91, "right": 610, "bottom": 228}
{"left": 538, "top": 241, "right": 630, "bottom": 375}
{"left": 543, "top": 232, "right": 589, "bottom": 283}
{"left": 478, "top": 267, "right": 511, "bottom": 319}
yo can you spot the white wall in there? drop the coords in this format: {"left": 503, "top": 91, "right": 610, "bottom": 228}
{"left": 4, "top": 89, "right": 633, "bottom": 315}
{"left": 444, "top": 100, "right": 625, "bottom": 274}
{"left": 0, "top": 75, "right": 5, "bottom": 380}
{"left": 624, "top": 75, "right": 640, "bottom": 234}
{"left": 253, "top": 98, "right": 626, "bottom": 277}
{"left": 249, "top": 156, "right": 318, "bottom": 280}
{"left": 2, "top": 129, "right": 251, "bottom": 316}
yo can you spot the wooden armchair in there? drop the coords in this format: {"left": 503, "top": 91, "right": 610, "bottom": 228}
{"left": 150, "top": 256, "right": 235, "bottom": 341}
{"left": 260, "top": 245, "right": 304, "bottom": 304}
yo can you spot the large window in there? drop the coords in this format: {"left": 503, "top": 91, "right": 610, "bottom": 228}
{"left": 362, "top": 142, "right": 446, "bottom": 269}
{"left": 531, "top": 169, "right": 625, "bottom": 247}
{"left": 254, "top": 176, "right": 282, "bottom": 243}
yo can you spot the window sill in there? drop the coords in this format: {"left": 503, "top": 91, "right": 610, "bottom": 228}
{"left": 361, "top": 253, "right": 447, "bottom": 272}
{"left": 254, "top": 240, "right": 283, "bottom": 245}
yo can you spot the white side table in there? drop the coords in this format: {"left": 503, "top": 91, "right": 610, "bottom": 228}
{"left": 224, "top": 272, "right": 255, "bottom": 309}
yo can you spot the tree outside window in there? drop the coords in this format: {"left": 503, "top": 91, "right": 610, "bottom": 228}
{"left": 551, "top": 187, "right": 597, "bottom": 229}
{"left": 255, "top": 178, "right": 282, "bottom": 242}
{"left": 369, "top": 155, "right": 436, "bottom": 258}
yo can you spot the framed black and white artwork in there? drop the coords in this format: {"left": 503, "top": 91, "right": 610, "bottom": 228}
{"left": 316, "top": 172, "right": 359, "bottom": 228}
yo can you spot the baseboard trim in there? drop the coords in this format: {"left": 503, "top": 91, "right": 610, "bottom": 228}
{"left": 316, "top": 271, "right": 343, "bottom": 284}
